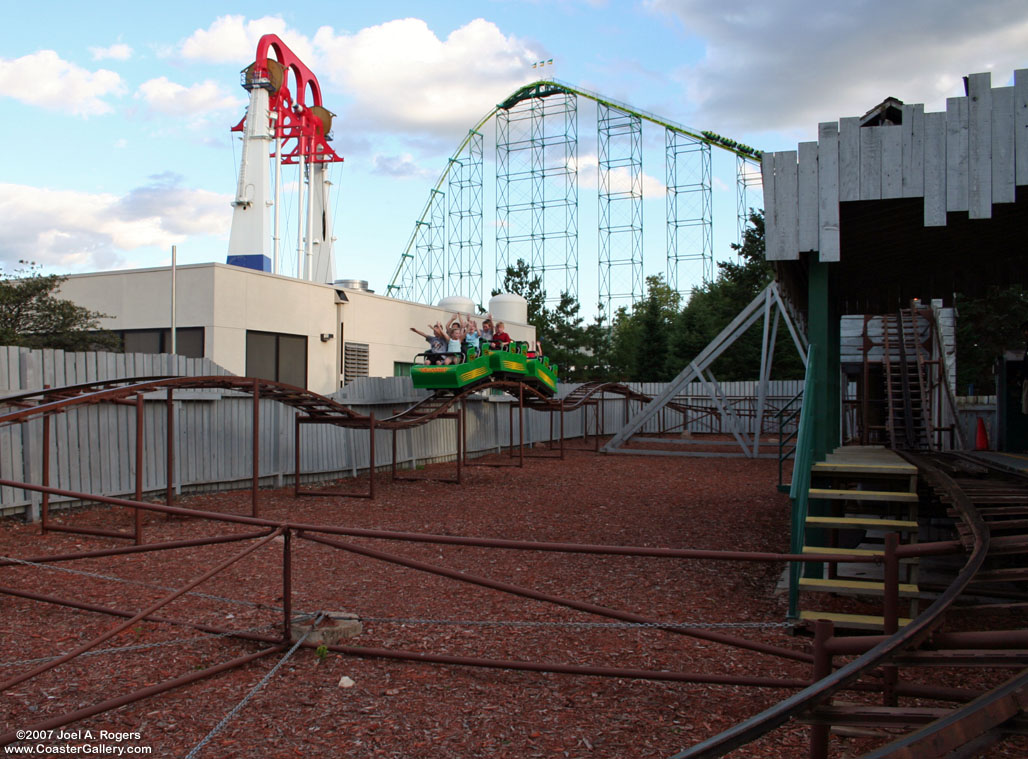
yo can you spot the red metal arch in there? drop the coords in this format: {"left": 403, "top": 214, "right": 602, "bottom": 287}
{"left": 232, "top": 34, "right": 342, "bottom": 165}
{"left": 254, "top": 34, "right": 323, "bottom": 108}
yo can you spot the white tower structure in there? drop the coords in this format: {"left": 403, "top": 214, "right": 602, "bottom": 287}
{"left": 227, "top": 85, "right": 273, "bottom": 262}
{"left": 308, "top": 160, "right": 335, "bottom": 284}
{"left": 227, "top": 35, "right": 343, "bottom": 282}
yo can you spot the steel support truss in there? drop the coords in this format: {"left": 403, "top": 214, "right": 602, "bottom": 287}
{"left": 603, "top": 282, "right": 808, "bottom": 457}
{"left": 666, "top": 129, "right": 713, "bottom": 299}
{"left": 447, "top": 130, "right": 484, "bottom": 305}
{"left": 598, "top": 104, "right": 644, "bottom": 319}
{"left": 414, "top": 188, "right": 446, "bottom": 305}
{"left": 496, "top": 90, "right": 579, "bottom": 304}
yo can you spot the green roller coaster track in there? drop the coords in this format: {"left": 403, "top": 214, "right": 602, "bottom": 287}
{"left": 385, "top": 78, "right": 763, "bottom": 299}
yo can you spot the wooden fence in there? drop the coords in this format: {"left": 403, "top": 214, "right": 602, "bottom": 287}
{"left": 1, "top": 346, "right": 803, "bottom": 518}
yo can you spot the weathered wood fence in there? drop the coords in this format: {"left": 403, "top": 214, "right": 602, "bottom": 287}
{"left": 1, "top": 346, "right": 804, "bottom": 518}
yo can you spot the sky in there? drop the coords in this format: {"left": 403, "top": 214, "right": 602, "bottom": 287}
{"left": 1, "top": 0, "right": 1026, "bottom": 313}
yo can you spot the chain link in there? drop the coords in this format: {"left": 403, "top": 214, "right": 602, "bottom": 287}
{"left": 0, "top": 554, "right": 280, "bottom": 612}
{"left": 0, "top": 623, "right": 280, "bottom": 670}
{"left": 185, "top": 612, "right": 325, "bottom": 759}
{"left": 359, "top": 616, "right": 793, "bottom": 630}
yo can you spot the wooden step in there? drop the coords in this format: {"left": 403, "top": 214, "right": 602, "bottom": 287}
{"left": 798, "top": 577, "right": 920, "bottom": 597}
{"left": 805, "top": 516, "right": 919, "bottom": 531}
{"left": 799, "top": 610, "right": 912, "bottom": 631}
{"left": 808, "top": 487, "right": 918, "bottom": 503}
{"left": 801, "top": 546, "right": 920, "bottom": 563}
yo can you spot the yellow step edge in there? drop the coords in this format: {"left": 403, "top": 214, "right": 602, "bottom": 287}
{"left": 803, "top": 545, "right": 883, "bottom": 557}
{"left": 798, "top": 577, "right": 919, "bottom": 596}
{"left": 812, "top": 462, "right": 917, "bottom": 472}
{"left": 808, "top": 488, "right": 919, "bottom": 503}
{"left": 805, "top": 516, "right": 918, "bottom": 530}
{"left": 799, "top": 610, "right": 912, "bottom": 629}
{"left": 802, "top": 546, "right": 920, "bottom": 562}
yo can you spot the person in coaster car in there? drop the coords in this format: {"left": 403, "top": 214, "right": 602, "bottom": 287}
{"left": 410, "top": 323, "right": 447, "bottom": 365}
{"left": 490, "top": 321, "right": 511, "bottom": 350}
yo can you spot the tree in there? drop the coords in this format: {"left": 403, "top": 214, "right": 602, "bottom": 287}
{"left": 667, "top": 210, "right": 803, "bottom": 382}
{"left": 493, "top": 259, "right": 593, "bottom": 379}
{"left": 955, "top": 285, "right": 1028, "bottom": 395}
{"left": 0, "top": 263, "right": 118, "bottom": 351}
{"left": 608, "top": 275, "right": 681, "bottom": 381}
{"left": 493, "top": 259, "right": 547, "bottom": 327}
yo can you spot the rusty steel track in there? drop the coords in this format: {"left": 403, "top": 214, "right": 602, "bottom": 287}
{"left": 8, "top": 376, "right": 1025, "bottom": 756}
{"left": 0, "top": 375, "right": 649, "bottom": 429}
{"left": 674, "top": 451, "right": 1028, "bottom": 759}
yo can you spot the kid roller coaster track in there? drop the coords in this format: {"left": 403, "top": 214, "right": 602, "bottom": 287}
{"left": 1, "top": 379, "right": 1026, "bottom": 757}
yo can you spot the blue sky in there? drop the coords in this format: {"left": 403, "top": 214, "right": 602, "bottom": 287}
{"left": 2, "top": 1, "right": 1025, "bottom": 312}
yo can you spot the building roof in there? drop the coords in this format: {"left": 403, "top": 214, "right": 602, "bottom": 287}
{"left": 763, "top": 69, "right": 1027, "bottom": 313}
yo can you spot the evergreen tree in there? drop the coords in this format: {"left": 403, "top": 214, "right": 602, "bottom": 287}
{"left": 954, "top": 285, "right": 1028, "bottom": 395}
{"left": 667, "top": 211, "right": 803, "bottom": 381}
{"left": 493, "top": 259, "right": 591, "bottom": 379}
{"left": 0, "top": 263, "right": 118, "bottom": 351}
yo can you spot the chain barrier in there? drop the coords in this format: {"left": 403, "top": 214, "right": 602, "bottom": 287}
{"left": 0, "top": 553, "right": 281, "bottom": 612}
{"left": 185, "top": 612, "right": 325, "bottom": 759}
{"left": 359, "top": 616, "right": 793, "bottom": 630}
{"left": 0, "top": 623, "right": 280, "bottom": 670}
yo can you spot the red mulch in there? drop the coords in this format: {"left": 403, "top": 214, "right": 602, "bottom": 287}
{"left": 0, "top": 443, "right": 1024, "bottom": 758}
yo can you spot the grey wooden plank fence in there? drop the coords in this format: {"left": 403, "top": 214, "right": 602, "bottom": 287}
{"left": 1, "top": 345, "right": 804, "bottom": 519}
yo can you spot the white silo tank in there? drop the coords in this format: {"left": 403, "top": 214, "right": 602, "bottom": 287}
{"left": 437, "top": 295, "right": 476, "bottom": 315}
{"left": 488, "top": 293, "right": 528, "bottom": 324}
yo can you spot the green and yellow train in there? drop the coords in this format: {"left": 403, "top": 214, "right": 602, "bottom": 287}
{"left": 410, "top": 342, "right": 558, "bottom": 396}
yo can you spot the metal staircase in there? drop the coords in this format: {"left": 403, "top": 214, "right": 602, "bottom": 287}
{"left": 882, "top": 309, "right": 933, "bottom": 451}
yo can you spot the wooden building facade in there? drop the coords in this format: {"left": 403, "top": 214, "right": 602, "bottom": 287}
{"left": 761, "top": 69, "right": 1027, "bottom": 457}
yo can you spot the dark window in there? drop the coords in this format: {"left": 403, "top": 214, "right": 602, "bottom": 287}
{"left": 117, "top": 328, "right": 204, "bottom": 358}
{"left": 246, "top": 330, "right": 308, "bottom": 387}
{"left": 393, "top": 361, "right": 414, "bottom": 377}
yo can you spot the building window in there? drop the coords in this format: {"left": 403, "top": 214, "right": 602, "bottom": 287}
{"left": 117, "top": 328, "right": 204, "bottom": 358}
{"left": 246, "top": 330, "right": 307, "bottom": 387}
{"left": 393, "top": 361, "right": 414, "bottom": 377}
{"left": 343, "top": 342, "right": 369, "bottom": 384}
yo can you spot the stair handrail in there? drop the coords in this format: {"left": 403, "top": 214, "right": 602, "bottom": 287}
{"left": 775, "top": 387, "right": 804, "bottom": 490}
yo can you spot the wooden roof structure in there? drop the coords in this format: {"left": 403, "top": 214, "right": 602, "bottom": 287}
{"left": 762, "top": 70, "right": 1027, "bottom": 315}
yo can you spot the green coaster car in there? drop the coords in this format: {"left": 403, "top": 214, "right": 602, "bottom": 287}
{"left": 410, "top": 342, "right": 558, "bottom": 396}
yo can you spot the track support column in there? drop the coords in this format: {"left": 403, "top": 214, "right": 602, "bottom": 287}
{"left": 134, "top": 393, "right": 144, "bottom": 544}
{"left": 251, "top": 379, "right": 260, "bottom": 517}
{"left": 165, "top": 387, "right": 174, "bottom": 510}
{"left": 41, "top": 413, "right": 50, "bottom": 534}
{"left": 809, "top": 618, "right": 834, "bottom": 759}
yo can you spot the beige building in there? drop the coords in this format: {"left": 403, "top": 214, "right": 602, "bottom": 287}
{"left": 59, "top": 263, "right": 534, "bottom": 395}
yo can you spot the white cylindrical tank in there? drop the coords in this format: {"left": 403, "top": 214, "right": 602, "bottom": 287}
{"left": 437, "top": 295, "right": 476, "bottom": 315}
{"left": 488, "top": 293, "right": 528, "bottom": 324}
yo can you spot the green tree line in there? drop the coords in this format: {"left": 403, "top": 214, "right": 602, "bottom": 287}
{"left": 496, "top": 211, "right": 805, "bottom": 383}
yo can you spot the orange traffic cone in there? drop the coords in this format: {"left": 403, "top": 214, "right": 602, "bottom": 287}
{"left": 974, "top": 417, "right": 989, "bottom": 451}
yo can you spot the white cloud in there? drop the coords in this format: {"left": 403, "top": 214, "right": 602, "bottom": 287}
{"left": 90, "top": 43, "right": 133, "bottom": 61}
{"left": 0, "top": 178, "right": 230, "bottom": 271}
{"left": 313, "top": 18, "right": 541, "bottom": 136}
{"left": 372, "top": 153, "right": 434, "bottom": 179}
{"left": 179, "top": 14, "right": 314, "bottom": 64}
{"left": 576, "top": 152, "right": 666, "bottom": 195}
{"left": 174, "top": 16, "right": 543, "bottom": 138}
{"left": 136, "top": 77, "right": 242, "bottom": 116}
{"left": 648, "top": 0, "right": 1028, "bottom": 137}
{"left": 0, "top": 50, "right": 124, "bottom": 116}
